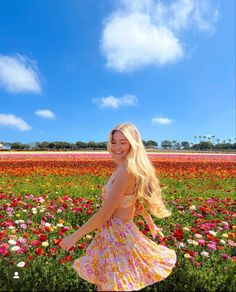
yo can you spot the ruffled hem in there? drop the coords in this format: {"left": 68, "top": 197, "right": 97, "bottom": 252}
{"left": 72, "top": 216, "right": 177, "bottom": 291}
{"left": 73, "top": 257, "right": 176, "bottom": 291}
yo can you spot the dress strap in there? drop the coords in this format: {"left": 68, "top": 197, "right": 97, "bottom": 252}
{"left": 135, "top": 200, "right": 164, "bottom": 239}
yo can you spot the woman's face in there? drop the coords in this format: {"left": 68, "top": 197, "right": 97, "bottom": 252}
{"left": 110, "top": 130, "right": 131, "bottom": 163}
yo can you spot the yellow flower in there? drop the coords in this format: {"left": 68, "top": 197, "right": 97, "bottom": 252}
{"left": 16, "top": 214, "right": 20, "bottom": 217}
{"left": 222, "top": 233, "right": 228, "bottom": 238}
{"left": 184, "top": 253, "right": 191, "bottom": 259}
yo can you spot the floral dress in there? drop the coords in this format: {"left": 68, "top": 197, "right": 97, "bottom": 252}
{"left": 73, "top": 174, "right": 177, "bottom": 291}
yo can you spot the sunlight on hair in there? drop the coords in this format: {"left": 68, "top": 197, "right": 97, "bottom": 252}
{"left": 107, "top": 122, "right": 172, "bottom": 219}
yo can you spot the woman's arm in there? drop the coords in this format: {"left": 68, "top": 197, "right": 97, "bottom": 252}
{"left": 74, "top": 166, "right": 131, "bottom": 240}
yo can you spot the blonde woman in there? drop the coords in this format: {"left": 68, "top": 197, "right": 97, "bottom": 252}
{"left": 59, "top": 123, "right": 177, "bottom": 291}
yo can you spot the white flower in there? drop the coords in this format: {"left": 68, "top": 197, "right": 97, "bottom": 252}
{"left": 23, "top": 209, "right": 27, "bottom": 213}
{"left": 45, "top": 223, "right": 52, "bottom": 227}
{"left": 183, "top": 227, "right": 190, "bottom": 232}
{"left": 222, "top": 233, "right": 228, "bottom": 238}
{"left": 209, "top": 230, "right": 217, "bottom": 237}
{"left": 42, "top": 241, "right": 49, "bottom": 247}
{"left": 8, "top": 226, "right": 16, "bottom": 230}
{"left": 11, "top": 246, "right": 20, "bottom": 251}
{"left": 187, "top": 239, "right": 199, "bottom": 246}
{"left": 40, "top": 209, "right": 45, "bottom": 213}
{"left": 220, "top": 239, "right": 226, "bottom": 245}
{"left": 15, "top": 220, "right": 25, "bottom": 224}
{"left": 222, "top": 221, "right": 229, "bottom": 226}
{"left": 57, "top": 223, "right": 64, "bottom": 227}
{"left": 190, "top": 205, "right": 196, "bottom": 210}
{"left": 175, "top": 242, "right": 185, "bottom": 248}
{"left": 86, "top": 235, "right": 93, "bottom": 240}
{"left": 17, "top": 261, "right": 25, "bottom": 267}
{"left": 8, "top": 239, "right": 17, "bottom": 245}
{"left": 194, "top": 233, "right": 203, "bottom": 239}
{"left": 200, "top": 251, "right": 209, "bottom": 257}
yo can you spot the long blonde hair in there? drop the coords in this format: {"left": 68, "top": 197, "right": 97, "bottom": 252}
{"left": 107, "top": 122, "right": 172, "bottom": 219}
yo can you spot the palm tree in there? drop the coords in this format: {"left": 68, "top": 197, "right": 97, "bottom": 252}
{"left": 194, "top": 136, "right": 197, "bottom": 144}
{"left": 198, "top": 136, "right": 202, "bottom": 143}
{"left": 216, "top": 138, "right": 220, "bottom": 144}
{"left": 203, "top": 136, "right": 207, "bottom": 142}
{"left": 211, "top": 135, "right": 215, "bottom": 145}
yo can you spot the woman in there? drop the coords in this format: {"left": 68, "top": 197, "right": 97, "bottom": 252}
{"left": 59, "top": 123, "right": 177, "bottom": 291}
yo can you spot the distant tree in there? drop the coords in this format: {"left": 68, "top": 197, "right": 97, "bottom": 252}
{"left": 146, "top": 140, "right": 157, "bottom": 147}
{"left": 11, "top": 142, "right": 30, "bottom": 150}
{"left": 181, "top": 141, "right": 190, "bottom": 149}
{"left": 75, "top": 141, "right": 87, "bottom": 148}
{"left": 87, "top": 141, "right": 96, "bottom": 148}
{"left": 198, "top": 141, "right": 212, "bottom": 150}
{"left": 161, "top": 140, "right": 172, "bottom": 149}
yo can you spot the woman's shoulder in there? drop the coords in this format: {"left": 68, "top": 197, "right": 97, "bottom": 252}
{"left": 116, "top": 165, "right": 135, "bottom": 182}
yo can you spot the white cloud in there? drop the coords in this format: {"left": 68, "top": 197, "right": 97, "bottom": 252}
{"left": 100, "top": 0, "right": 219, "bottom": 72}
{"left": 35, "top": 109, "right": 56, "bottom": 119}
{"left": 151, "top": 117, "right": 174, "bottom": 125}
{"left": 93, "top": 94, "right": 138, "bottom": 109}
{"left": 154, "top": 0, "right": 219, "bottom": 33}
{"left": 0, "top": 54, "right": 42, "bottom": 94}
{"left": 0, "top": 114, "right": 31, "bottom": 131}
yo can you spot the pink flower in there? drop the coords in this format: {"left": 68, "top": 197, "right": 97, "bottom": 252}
{"left": 228, "top": 240, "right": 236, "bottom": 247}
{"left": 222, "top": 254, "right": 229, "bottom": 260}
{"left": 31, "top": 240, "right": 41, "bottom": 246}
{"left": 207, "top": 242, "right": 217, "bottom": 250}
{"left": 0, "top": 245, "right": 8, "bottom": 255}
{"left": 198, "top": 239, "right": 206, "bottom": 245}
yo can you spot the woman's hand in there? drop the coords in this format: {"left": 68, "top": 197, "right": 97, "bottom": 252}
{"left": 59, "top": 233, "right": 78, "bottom": 252}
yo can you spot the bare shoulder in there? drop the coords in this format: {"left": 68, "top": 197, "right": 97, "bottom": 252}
{"left": 116, "top": 165, "right": 135, "bottom": 183}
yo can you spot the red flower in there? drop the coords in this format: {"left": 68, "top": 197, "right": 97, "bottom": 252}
{"left": 173, "top": 228, "right": 183, "bottom": 241}
{"left": 38, "top": 234, "right": 47, "bottom": 242}
{"left": 35, "top": 247, "right": 46, "bottom": 256}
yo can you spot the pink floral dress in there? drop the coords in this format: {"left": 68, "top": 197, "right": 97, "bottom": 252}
{"left": 73, "top": 174, "right": 177, "bottom": 291}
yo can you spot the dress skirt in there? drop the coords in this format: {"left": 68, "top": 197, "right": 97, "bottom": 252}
{"left": 72, "top": 216, "right": 177, "bottom": 291}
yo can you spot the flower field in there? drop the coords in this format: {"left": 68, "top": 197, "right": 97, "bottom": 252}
{"left": 0, "top": 152, "right": 236, "bottom": 291}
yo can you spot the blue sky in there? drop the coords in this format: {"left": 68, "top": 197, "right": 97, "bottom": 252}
{"left": 0, "top": 0, "right": 235, "bottom": 145}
